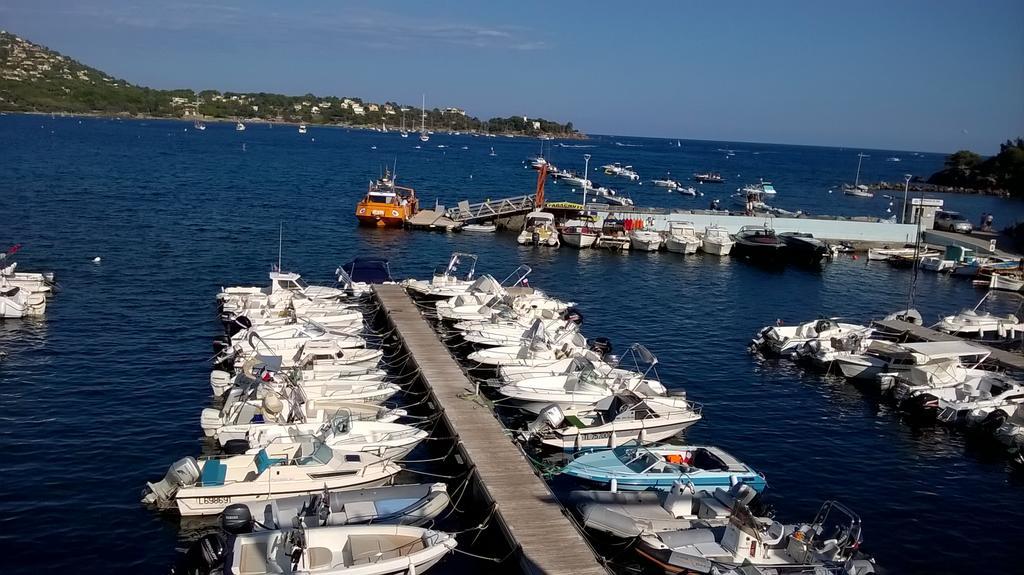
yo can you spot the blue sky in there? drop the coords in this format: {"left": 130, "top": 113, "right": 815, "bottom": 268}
{"left": 2, "top": 0, "right": 1022, "bottom": 153}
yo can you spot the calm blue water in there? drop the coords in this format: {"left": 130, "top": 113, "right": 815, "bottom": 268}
{"left": 2, "top": 114, "right": 1024, "bottom": 574}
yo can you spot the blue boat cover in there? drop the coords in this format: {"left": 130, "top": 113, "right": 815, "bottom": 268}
{"left": 342, "top": 258, "right": 393, "bottom": 283}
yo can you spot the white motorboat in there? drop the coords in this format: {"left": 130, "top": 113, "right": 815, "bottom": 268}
{"left": 834, "top": 340, "right": 989, "bottom": 386}
{"left": 142, "top": 445, "right": 401, "bottom": 516}
{"left": 664, "top": 222, "right": 700, "bottom": 254}
{"left": 651, "top": 177, "right": 681, "bottom": 189}
{"left": 401, "top": 253, "right": 479, "bottom": 300}
{"left": 467, "top": 326, "right": 596, "bottom": 368}
{"left": 629, "top": 230, "right": 663, "bottom": 252}
{"left": 462, "top": 223, "right": 497, "bottom": 233}
{"left": 995, "top": 405, "right": 1024, "bottom": 448}
{"left": 497, "top": 345, "right": 669, "bottom": 413}
{"left": 934, "top": 292, "right": 1024, "bottom": 343}
{"left": 0, "top": 284, "right": 46, "bottom": 318}
{"left": 524, "top": 391, "right": 702, "bottom": 450}
{"left": 228, "top": 322, "right": 366, "bottom": 361}
{"left": 248, "top": 416, "right": 427, "bottom": 461}
{"left": 517, "top": 211, "right": 560, "bottom": 247}
{"left": 298, "top": 123, "right": 307, "bottom": 134}
{"left": 677, "top": 186, "right": 698, "bottom": 196}
{"left": 752, "top": 318, "right": 872, "bottom": 356}
{"left": 498, "top": 354, "right": 618, "bottom": 384}
{"left": 637, "top": 501, "right": 875, "bottom": 575}
{"left": 989, "top": 272, "right": 1024, "bottom": 293}
{"left": 867, "top": 247, "right": 917, "bottom": 261}
{"left": 0, "top": 259, "right": 55, "bottom": 296}
{"left": 701, "top": 225, "right": 734, "bottom": 256}
{"left": 793, "top": 333, "right": 875, "bottom": 369}
{"left": 223, "top": 524, "right": 456, "bottom": 575}
{"left": 561, "top": 224, "right": 600, "bottom": 249}
{"left": 235, "top": 122, "right": 246, "bottom": 131}
{"left": 921, "top": 256, "right": 956, "bottom": 273}
{"left": 602, "top": 162, "right": 640, "bottom": 181}
{"left": 892, "top": 362, "right": 1024, "bottom": 427}
{"left": 219, "top": 271, "right": 350, "bottom": 311}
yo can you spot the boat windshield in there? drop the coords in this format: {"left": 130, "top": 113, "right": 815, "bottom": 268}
{"left": 367, "top": 194, "right": 395, "bottom": 204}
{"left": 293, "top": 276, "right": 308, "bottom": 290}
{"left": 300, "top": 443, "right": 334, "bottom": 466}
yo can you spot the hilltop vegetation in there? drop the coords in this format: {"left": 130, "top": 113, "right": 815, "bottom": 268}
{"left": 0, "top": 30, "right": 579, "bottom": 137}
{"left": 928, "top": 138, "right": 1024, "bottom": 197}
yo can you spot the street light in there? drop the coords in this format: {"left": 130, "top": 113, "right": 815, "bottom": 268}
{"left": 901, "top": 174, "right": 912, "bottom": 224}
{"left": 582, "top": 154, "right": 592, "bottom": 211}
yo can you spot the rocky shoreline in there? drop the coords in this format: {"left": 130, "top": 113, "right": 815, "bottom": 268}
{"left": 870, "top": 180, "right": 1010, "bottom": 198}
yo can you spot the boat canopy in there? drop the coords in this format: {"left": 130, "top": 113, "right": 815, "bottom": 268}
{"left": 901, "top": 341, "right": 990, "bottom": 361}
{"left": 340, "top": 258, "right": 393, "bottom": 284}
{"left": 525, "top": 211, "right": 555, "bottom": 222}
{"left": 761, "top": 183, "right": 776, "bottom": 194}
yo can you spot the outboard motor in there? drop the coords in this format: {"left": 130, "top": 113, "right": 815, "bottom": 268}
{"left": 589, "top": 337, "right": 613, "bottom": 359}
{"left": 562, "top": 307, "right": 584, "bottom": 325}
{"left": 210, "top": 371, "right": 234, "bottom": 397}
{"left": 172, "top": 533, "right": 226, "bottom": 575}
{"left": 213, "top": 335, "right": 232, "bottom": 355}
{"left": 221, "top": 504, "right": 256, "bottom": 535}
{"left": 728, "top": 481, "right": 758, "bottom": 507}
{"left": 142, "top": 457, "right": 201, "bottom": 507}
{"left": 526, "top": 404, "right": 565, "bottom": 435}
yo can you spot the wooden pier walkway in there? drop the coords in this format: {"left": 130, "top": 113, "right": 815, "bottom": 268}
{"left": 374, "top": 285, "right": 608, "bottom": 575}
{"left": 872, "top": 319, "right": 1024, "bottom": 371}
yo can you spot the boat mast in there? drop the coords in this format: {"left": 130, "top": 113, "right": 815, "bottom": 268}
{"left": 277, "top": 223, "right": 283, "bottom": 272}
{"left": 421, "top": 94, "right": 426, "bottom": 133}
{"left": 855, "top": 153, "right": 866, "bottom": 187}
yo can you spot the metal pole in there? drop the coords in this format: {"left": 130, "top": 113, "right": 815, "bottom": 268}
{"left": 583, "top": 154, "right": 591, "bottom": 211}
{"left": 901, "top": 174, "right": 912, "bottom": 224}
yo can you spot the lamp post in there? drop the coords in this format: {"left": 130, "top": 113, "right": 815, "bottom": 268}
{"left": 901, "top": 174, "right": 912, "bottom": 224}
{"left": 582, "top": 154, "right": 591, "bottom": 211}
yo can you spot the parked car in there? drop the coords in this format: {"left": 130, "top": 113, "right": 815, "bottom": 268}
{"left": 935, "top": 210, "right": 973, "bottom": 233}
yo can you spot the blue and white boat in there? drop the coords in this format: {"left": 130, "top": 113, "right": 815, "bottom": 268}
{"left": 561, "top": 441, "right": 766, "bottom": 492}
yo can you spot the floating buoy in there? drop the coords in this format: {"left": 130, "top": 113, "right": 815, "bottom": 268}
{"left": 92, "top": 257, "right": 101, "bottom": 263}
{"left": 852, "top": 254, "right": 859, "bottom": 260}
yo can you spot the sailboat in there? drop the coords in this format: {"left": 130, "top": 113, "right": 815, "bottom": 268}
{"left": 193, "top": 96, "right": 206, "bottom": 130}
{"left": 235, "top": 121, "right": 246, "bottom": 132}
{"left": 843, "top": 153, "right": 873, "bottom": 197}
{"left": 381, "top": 120, "right": 387, "bottom": 133}
{"left": 676, "top": 140, "right": 681, "bottom": 148}
{"left": 419, "top": 94, "right": 430, "bottom": 142}
{"left": 400, "top": 111, "right": 409, "bottom": 138}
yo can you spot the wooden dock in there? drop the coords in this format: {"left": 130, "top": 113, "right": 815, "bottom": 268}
{"left": 407, "top": 209, "right": 461, "bottom": 230}
{"left": 374, "top": 285, "right": 608, "bottom": 575}
{"left": 872, "top": 319, "right": 1024, "bottom": 371}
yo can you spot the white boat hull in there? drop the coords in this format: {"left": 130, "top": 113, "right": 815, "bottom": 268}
{"left": 701, "top": 239, "right": 734, "bottom": 256}
{"left": 562, "top": 232, "right": 598, "bottom": 249}
{"left": 665, "top": 237, "right": 699, "bottom": 254}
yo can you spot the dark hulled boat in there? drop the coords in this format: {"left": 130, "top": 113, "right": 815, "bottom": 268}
{"left": 779, "top": 232, "right": 830, "bottom": 265}
{"left": 732, "top": 225, "right": 787, "bottom": 264}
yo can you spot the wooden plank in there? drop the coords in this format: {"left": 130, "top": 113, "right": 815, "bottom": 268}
{"left": 375, "top": 285, "right": 609, "bottom": 575}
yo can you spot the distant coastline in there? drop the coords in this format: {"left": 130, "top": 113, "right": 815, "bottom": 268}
{"left": 0, "top": 30, "right": 582, "bottom": 140}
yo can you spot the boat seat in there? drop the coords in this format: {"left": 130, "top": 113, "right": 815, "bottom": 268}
{"left": 345, "top": 534, "right": 423, "bottom": 565}
{"left": 255, "top": 449, "right": 285, "bottom": 474}
{"left": 564, "top": 415, "right": 587, "bottom": 428}
{"left": 657, "top": 528, "right": 717, "bottom": 549}
{"left": 338, "top": 500, "right": 378, "bottom": 523}
{"left": 237, "top": 540, "right": 270, "bottom": 575}
{"left": 306, "top": 546, "right": 334, "bottom": 570}
{"left": 200, "top": 460, "right": 227, "bottom": 486}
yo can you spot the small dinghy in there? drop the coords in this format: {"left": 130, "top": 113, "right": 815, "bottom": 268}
{"left": 524, "top": 391, "right": 703, "bottom": 450}
{"left": 463, "top": 223, "right": 497, "bottom": 233}
{"left": 561, "top": 441, "right": 765, "bottom": 492}
{"left": 143, "top": 445, "right": 401, "bottom": 516}
{"left": 227, "top": 482, "right": 451, "bottom": 530}
{"left": 570, "top": 481, "right": 759, "bottom": 538}
{"left": 636, "top": 501, "right": 876, "bottom": 575}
